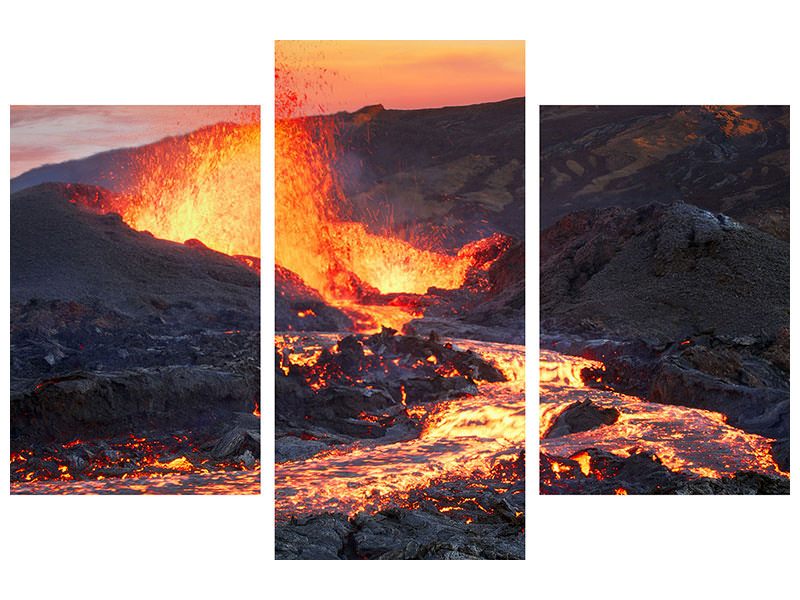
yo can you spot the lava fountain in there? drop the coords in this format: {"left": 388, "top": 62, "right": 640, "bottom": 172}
{"left": 66, "top": 112, "right": 261, "bottom": 261}
{"left": 118, "top": 120, "right": 261, "bottom": 258}
{"left": 275, "top": 65, "right": 498, "bottom": 333}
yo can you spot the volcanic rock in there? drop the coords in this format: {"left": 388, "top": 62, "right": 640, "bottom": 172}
{"left": 11, "top": 365, "right": 257, "bottom": 445}
{"left": 541, "top": 202, "right": 789, "bottom": 345}
{"left": 275, "top": 513, "right": 353, "bottom": 560}
{"left": 275, "top": 436, "right": 331, "bottom": 463}
{"left": 649, "top": 358, "right": 789, "bottom": 441}
{"left": 274, "top": 330, "right": 507, "bottom": 453}
{"left": 540, "top": 105, "right": 789, "bottom": 240}
{"left": 11, "top": 183, "right": 259, "bottom": 326}
{"left": 368, "top": 328, "right": 506, "bottom": 382}
{"left": 541, "top": 449, "right": 688, "bottom": 494}
{"left": 763, "top": 326, "right": 790, "bottom": 372}
{"left": 407, "top": 239, "right": 525, "bottom": 345}
{"left": 275, "top": 265, "right": 354, "bottom": 331}
{"left": 541, "top": 448, "right": 790, "bottom": 495}
{"left": 664, "top": 472, "right": 790, "bottom": 495}
{"left": 770, "top": 439, "right": 790, "bottom": 473}
{"left": 211, "top": 419, "right": 260, "bottom": 459}
{"left": 350, "top": 506, "right": 523, "bottom": 560}
{"left": 543, "top": 399, "right": 620, "bottom": 438}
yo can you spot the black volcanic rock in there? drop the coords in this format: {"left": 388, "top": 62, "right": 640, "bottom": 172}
{"left": 293, "top": 98, "right": 525, "bottom": 250}
{"left": 10, "top": 183, "right": 260, "bottom": 456}
{"left": 275, "top": 265, "right": 354, "bottom": 332}
{"left": 543, "top": 399, "right": 620, "bottom": 438}
{"left": 11, "top": 183, "right": 259, "bottom": 326}
{"left": 541, "top": 202, "right": 788, "bottom": 345}
{"left": 275, "top": 513, "right": 353, "bottom": 560}
{"left": 11, "top": 366, "right": 256, "bottom": 444}
{"left": 648, "top": 358, "right": 789, "bottom": 441}
{"left": 540, "top": 450, "right": 789, "bottom": 495}
{"left": 406, "top": 238, "right": 525, "bottom": 345}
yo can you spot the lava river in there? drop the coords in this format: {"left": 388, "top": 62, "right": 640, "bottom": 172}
{"left": 10, "top": 468, "right": 260, "bottom": 495}
{"left": 540, "top": 349, "right": 786, "bottom": 480}
{"left": 275, "top": 335, "right": 525, "bottom": 520}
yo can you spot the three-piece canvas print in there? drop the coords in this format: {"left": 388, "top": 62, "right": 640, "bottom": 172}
{"left": 8, "top": 42, "right": 790, "bottom": 560}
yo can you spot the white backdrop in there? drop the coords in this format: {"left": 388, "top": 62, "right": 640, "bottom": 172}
{"left": 2, "top": 1, "right": 796, "bottom": 598}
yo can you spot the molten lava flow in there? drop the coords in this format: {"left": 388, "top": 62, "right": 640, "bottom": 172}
{"left": 275, "top": 66, "right": 499, "bottom": 333}
{"left": 10, "top": 433, "right": 260, "bottom": 494}
{"left": 540, "top": 349, "right": 787, "bottom": 480}
{"left": 9, "top": 467, "right": 261, "bottom": 495}
{"left": 275, "top": 335, "right": 524, "bottom": 519}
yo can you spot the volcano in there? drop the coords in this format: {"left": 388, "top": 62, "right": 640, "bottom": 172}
{"left": 10, "top": 113, "right": 261, "bottom": 495}
{"left": 274, "top": 95, "right": 525, "bottom": 559}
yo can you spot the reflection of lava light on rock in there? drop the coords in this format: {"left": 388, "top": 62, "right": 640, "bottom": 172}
{"left": 275, "top": 334, "right": 524, "bottom": 519}
{"left": 701, "top": 105, "right": 763, "bottom": 137}
{"left": 117, "top": 119, "right": 261, "bottom": 258}
{"left": 539, "top": 350, "right": 787, "bottom": 480}
{"left": 275, "top": 64, "right": 494, "bottom": 333}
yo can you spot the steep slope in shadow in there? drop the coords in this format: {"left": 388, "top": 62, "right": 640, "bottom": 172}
{"left": 11, "top": 183, "right": 259, "bottom": 327}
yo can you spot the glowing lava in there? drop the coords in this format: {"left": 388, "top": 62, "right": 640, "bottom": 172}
{"left": 540, "top": 349, "right": 786, "bottom": 480}
{"left": 275, "top": 65, "right": 497, "bottom": 333}
{"left": 10, "top": 434, "right": 260, "bottom": 495}
{"left": 10, "top": 467, "right": 260, "bottom": 495}
{"left": 275, "top": 335, "right": 524, "bottom": 519}
{"left": 115, "top": 119, "right": 260, "bottom": 258}
{"left": 63, "top": 114, "right": 261, "bottom": 260}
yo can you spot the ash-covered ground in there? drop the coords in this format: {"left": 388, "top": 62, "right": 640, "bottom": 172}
{"left": 540, "top": 106, "right": 789, "bottom": 494}
{"left": 275, "top": 99, "right": 525, "bottom": 559}
{"left": 10, "top": 183, "right": 260, "bottom": 493}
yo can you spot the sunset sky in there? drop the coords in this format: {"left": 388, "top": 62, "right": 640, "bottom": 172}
{"left": 10, "top": 105, "right": 259, "bottom": 177}
{"left": 276, "top": 40, "right": 525, "bottom": 117}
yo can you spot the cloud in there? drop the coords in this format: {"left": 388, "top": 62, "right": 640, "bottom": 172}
{"left": 10, "top": 106, "right": 259, "bottom": 177}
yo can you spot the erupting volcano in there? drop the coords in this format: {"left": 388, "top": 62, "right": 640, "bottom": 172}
{"left": 275, "top": 89, "right": 507, "bottom": 333}
{"left": 275, "top": 43, "right": 525, "bottom": 560}
{"left": 10, "top": 106, "right": 261, "bottom": 495}
{"left": 12, "top": 108, "right": 260, "bottom": 261}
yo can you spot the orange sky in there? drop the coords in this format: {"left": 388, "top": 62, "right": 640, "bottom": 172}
{"left": 276, "top": 40, "right": 524, "bottom": 116}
